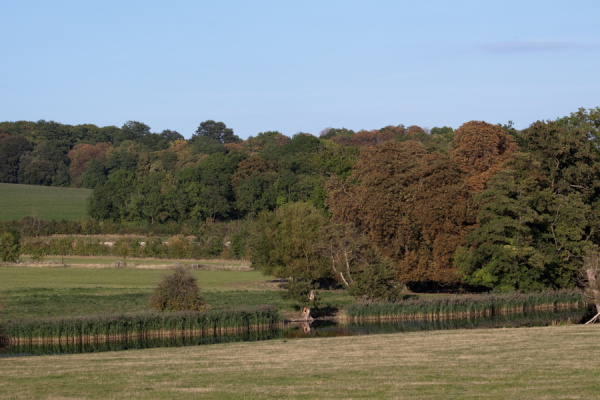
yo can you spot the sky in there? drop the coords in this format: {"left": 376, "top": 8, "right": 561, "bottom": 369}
{"left": 1, "top": 0, "right": 599, "bottom": 139}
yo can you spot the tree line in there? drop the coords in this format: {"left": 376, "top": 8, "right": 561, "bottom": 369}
{"left": 2, "top": 108, "right": 600, "bottom": 296}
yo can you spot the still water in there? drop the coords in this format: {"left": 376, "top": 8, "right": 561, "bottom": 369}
{"left": 0, "top": 309, "right": 587, "bottom": 357}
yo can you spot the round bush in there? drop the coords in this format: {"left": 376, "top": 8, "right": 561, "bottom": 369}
{"left": 149, "top": 266, "right": 208, "bottom": 311}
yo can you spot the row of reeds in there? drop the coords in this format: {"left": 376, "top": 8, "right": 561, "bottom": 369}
{"left": 2, "top": 328, "right": 284, "bottom": 356}
{"left": 347, "top": 309, "right": 586, "bottom": 334}
{"left": 3, "top": 306, "right": 281, "bottom": 344}
{"left": 345, "top": 290, "right": 585, "bottom": 322}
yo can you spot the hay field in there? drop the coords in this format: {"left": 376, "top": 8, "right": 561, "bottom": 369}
{"left": 1, "top": 325, "right": 598, "bottom": 399}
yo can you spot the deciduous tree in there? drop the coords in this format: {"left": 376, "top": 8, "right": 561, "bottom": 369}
{"left": 452, "top": 120, "right": 518, "bottom": 191}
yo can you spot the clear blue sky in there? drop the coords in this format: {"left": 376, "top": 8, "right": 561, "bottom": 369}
{"left": 2, "top": 0, "right": 599, "bottom": 139}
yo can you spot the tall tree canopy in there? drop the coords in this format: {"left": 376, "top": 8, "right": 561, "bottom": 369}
{"left": 457, "top": 113, "right": 600, "bottom": 291}
{"left": 191, "top": 120, "right": 240, "bottom": 144}
{"left": 452, "top": 120, "right": 519, "bottom": 191}
{"left": 328, "top": 140, "right": 477, "bottom": 289}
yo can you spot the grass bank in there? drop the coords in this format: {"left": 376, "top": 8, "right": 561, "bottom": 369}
{"left": 1, "top": 325, "right": 598, "bottom": 399}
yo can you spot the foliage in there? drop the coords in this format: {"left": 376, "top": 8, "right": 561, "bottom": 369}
{"left": 452, "top": 120, "right": 518, "bottom": 191}
{"left": 325, "top": 223, "right": 403, "bottom": 300}
{"left": 458, "top": 113, "right": 600, "bottom": 291}
{"left": 0, "top": 135, "right": 31, "bottom": 183}
{"left": 149, "top": 266, "right": 209, "bottom": 312}
{"left": 280, "top": 280, "right": 321, "bottom": 308}
{"left": 67, "top": 142, "right": 112, "bottom": 187}
{"left": 17, "top": 141, "right": 71, "bottom": 186}
{"left": 191, "top": 120, "right": 240, "bottom": 144}
{"left": 4, "top": 108, "right": 600, "bottom": 294}
{"left": 328, "top": 140, "right": 477, "bottom": 288}
{"left": 250, "top": 202, "right": 331, "bottom": 282}
{"left": 346, "top": 247, "right": 403, "bottom": 301}
{"left": 0, "top": 231, "right": 21, "bottom": 262}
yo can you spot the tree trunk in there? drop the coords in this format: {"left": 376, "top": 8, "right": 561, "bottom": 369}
{"left": 585, "top": 268, "right": 600, "bottom": 324}
{"left": 299, "top": 306, "right": 313, "bottom": 321}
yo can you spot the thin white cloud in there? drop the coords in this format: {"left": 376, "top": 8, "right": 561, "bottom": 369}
{"left": 475, "top": 40, "right": 597, "bottom": 53}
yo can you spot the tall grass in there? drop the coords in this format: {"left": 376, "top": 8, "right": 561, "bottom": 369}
{"left": 345, "top": 290, "right": 585, "bottom": 321}
{"left": 3, "top": 306, "right": 281, "bottom": 344}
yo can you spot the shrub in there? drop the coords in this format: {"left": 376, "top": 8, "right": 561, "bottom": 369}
{"left": 166, "top": 235, "right": 189, "bottom": 259}
{"left": 0, "top": 231, "right": 21, "bottom": 262}
{"left": 149, "top": 266, "right": 208, "bottom": 311}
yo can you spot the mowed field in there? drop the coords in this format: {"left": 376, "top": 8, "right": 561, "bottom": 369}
{"left": 0, "top": 183, "right": 91, "bottom": 220}
{"left": 1, "top": 325, "right": 599, "bottom": 399}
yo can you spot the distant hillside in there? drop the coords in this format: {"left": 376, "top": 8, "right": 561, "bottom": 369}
{"left": 0, "top": 183, "right": 92, "bottom": 220}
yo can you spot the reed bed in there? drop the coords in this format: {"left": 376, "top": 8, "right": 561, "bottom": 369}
{"left": 345, "top": 290, "right": 585, "bottom": 322}
{"left": 3, "top": 306, "right": 281, "bottom": 345}
{"left": 3, "top": 328, "right": 284, "bottom": 356}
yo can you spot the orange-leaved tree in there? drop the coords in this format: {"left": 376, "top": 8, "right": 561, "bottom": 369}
{"left": 328, "top": 140, "right": 477, "bottom": 289}
{"left": 452, "top": 121, "right": 518, "bottom": 191}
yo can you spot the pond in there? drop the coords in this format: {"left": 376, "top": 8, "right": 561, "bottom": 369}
{"left": 0, "top": 308, "right": 588, "bottom": 357}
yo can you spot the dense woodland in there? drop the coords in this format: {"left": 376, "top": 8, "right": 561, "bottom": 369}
{"left": 2, "top": 107, "right": 600, "bottom": 296}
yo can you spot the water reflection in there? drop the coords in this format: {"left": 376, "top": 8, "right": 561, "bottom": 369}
{"left": 1, "top": 329, "right": 283, "bottom": 357}
{"left": 1, "top": 309, "right": 587, "bottom": 357}
{"left": 285, "top": 309, "right": 587, "bottom": 338}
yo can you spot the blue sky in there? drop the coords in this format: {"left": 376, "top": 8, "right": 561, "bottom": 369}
{"left": 2, "top": 0, "right": 599, "bottom": 139}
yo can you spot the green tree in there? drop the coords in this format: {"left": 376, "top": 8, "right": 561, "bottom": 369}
{"left": 81, "top": 158, "right": 107, "bottom": 188}
{"left": 0, "top": 135, "right": 31, "bottom": 183}
{"left": 191, "top": 120, "right": 239, "bottom": 144}
{"left": 36, "top": 120, "right": 74, "bottom": 152}
{"left": 105, "top": 144, "right": 139, "bottom": 174}
{"left": 191, "top": 135, "right": 227, "bottom": 156}
{"left": 455, "top": 154, "right": 557, "bottom": 291}
{"left": 250, "top": 202, "right": 331, "bottom": 283}
{"left": 17, "top": 141, "right": 70, "bottom": 186}
{"left": 88, "top": 170, "right": 137, "bottom": 220}
{"left": 0, "top": 231, "right": 21, "bottom": 262}
{"left": 160, "top": 129, "right": 184, "bottom": 142}
{"left": 325, "top": 223, "right": 402, "bottom": 300}
{"left": 456, "top": 146, "right": 598, "bottom": 291}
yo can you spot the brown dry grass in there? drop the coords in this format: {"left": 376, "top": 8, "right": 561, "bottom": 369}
{"left": 14, "top": 255, "right": 252, "bottom": 271}
{"left": 1, "top": 325, "right": 599, "bottom": 399}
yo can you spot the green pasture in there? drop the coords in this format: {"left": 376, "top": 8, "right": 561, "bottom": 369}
{"left": 0, "top": 265, "right": 354, "bottom": 321}
{"left": 0, "top": 183, "right": 91, "bottom": 220}
{"left": 1, "top": 325, "right": 598, "bottom": 399}
{"left": 0, "top": 266, "right": 265, "bottom": 290}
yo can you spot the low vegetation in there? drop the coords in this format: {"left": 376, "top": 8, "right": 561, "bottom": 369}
{"left": 345, "top": 290, "right": 585, "bottom": 321}
{"left": 149, "top": 266, "right": 208, "bottom": 312}
{"left": 4, "top": 307, "right": 281, "bottom": 344}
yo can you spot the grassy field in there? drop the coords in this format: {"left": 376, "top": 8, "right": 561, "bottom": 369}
{"left": 1, "top": 324, "right": 598, "bottom": 399}
{"left": 0, "top": 183, "right": 92, "bottom": 220}
{"left": 0, "top": 265, "right": 280, "bottom": 320}
{"left": 0, "top": 264, "right": 355, "bottom": 320}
